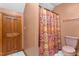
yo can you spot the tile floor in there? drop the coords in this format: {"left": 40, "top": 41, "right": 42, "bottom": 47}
{"left": 7, "top": 51, "right": 25, "bottom": 56}
{"left": 7, "top": 51, "right": 64, "bottom": 56}
{"left": 54, "top": 51, "right": 64, "bottom": 56}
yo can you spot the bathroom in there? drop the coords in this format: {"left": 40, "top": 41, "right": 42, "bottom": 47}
{"left": 23, "top": 3, "right": 79, "bottom": 56}
{"left": 0, "top": 3, "right": 79, "bottom": 56}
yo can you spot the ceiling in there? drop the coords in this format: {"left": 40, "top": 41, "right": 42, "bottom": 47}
{"left": 40, "top": 3, "right": 61, "bottom": 10}
{"left": 0, "top": 3, "right": 61, "bottom": 13}
{"left": 0, "top": 3, "right": 25, "bottom": 13}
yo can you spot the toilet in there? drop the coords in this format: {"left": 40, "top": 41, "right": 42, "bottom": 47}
{"left": 62, "top": 36, "right": 79, "bottom": 56}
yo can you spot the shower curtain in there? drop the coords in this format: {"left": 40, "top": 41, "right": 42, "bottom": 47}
{"left": 39, "top": 7, "right": 61, "bottom": 56}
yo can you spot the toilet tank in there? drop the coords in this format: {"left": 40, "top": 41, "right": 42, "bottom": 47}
{"left": 64, "top": 36, "right": 79, "bottom": 49}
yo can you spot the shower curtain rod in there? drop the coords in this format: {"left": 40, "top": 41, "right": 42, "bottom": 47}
{"left": 39, "top": 5, "right": 59, "bottom": 15}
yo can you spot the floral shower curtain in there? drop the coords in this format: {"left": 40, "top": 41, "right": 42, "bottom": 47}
{"left": 39, "top": 7, "right": 61, "bottom": 56}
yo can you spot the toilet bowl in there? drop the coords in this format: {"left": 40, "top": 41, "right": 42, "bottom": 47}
{"left": 62, "top": 46, "right": 76, "bottom": 56}
{"left": 62, "top": 36, "right": 79, "bottom": 56}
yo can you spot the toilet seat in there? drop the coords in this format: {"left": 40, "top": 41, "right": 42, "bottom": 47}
{"left": 62, "top": 46, "right": 75, "bottom": 55}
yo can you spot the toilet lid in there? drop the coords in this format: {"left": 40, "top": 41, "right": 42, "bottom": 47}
{"left": 62, "top": 46, "right": 75, "bottom": 53}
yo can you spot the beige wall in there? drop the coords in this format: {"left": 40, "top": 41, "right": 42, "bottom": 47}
{"left": 24, "top": 3, "right": 39, "bottom": 56}
{"left": 53, "top": 3, "right": 79, "bottom": 47}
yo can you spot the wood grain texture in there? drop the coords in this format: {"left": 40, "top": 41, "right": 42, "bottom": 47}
{"left": 2, "top": 14, "right": 22, "bottom": 55}
{"left": 0, "top": 13, "right": 2, "bottom": 55}
{"left": 0, "top": 11, "right": 22, "bottom": 56}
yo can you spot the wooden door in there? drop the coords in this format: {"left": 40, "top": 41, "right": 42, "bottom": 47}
{"left": 2, "top": 14, "right": 22, "bottom": 55}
